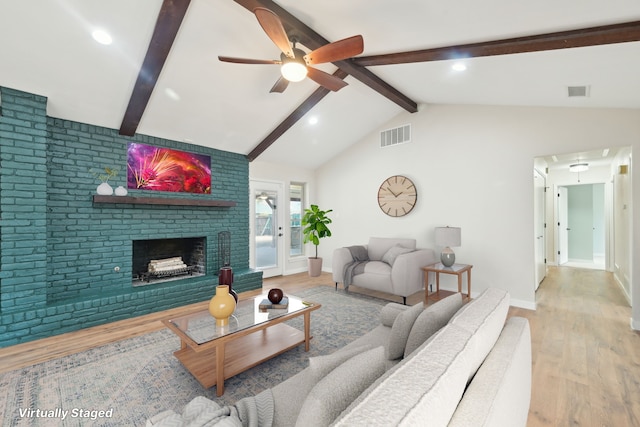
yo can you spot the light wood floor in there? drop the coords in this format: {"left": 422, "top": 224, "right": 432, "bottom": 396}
{"left": 1, "top": 267, "right": 638, "bottom": 426}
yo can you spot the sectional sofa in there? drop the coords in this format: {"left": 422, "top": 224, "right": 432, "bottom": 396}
{"left": 147, "top": 287, "right": 531, "bottom": 426}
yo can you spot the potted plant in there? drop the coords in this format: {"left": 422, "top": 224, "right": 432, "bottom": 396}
{"left": 301, "top": 204, "right": 333, "bottom": 277}
{"left": 91, "top": 167, "right": 118, "bottom": 195}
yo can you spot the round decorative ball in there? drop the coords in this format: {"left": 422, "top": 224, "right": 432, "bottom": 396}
{"left": 268, "top": 288, "right": 284, "bottom": 304}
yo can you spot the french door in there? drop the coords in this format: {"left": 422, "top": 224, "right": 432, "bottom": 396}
{"left": 250, "top": 180, "right": 284, "bottom": 278}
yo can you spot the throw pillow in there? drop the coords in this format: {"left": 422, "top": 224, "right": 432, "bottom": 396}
{"left": 386, "top": 302, "right": 424, "bottom": 360}
{"left": 308, "top": 344, "right": 373, "bottom": 377}
{"left": 381, "top": 244, "right": 414, "bottom": 266}
{"left": 295, "top": 346, "right": 386, "bottom": 427}
{"left": 380, "top": 302, "right": 409, "bottom": 327}
{"left": 404, "top": 293, "right": 464, "bottom": 357}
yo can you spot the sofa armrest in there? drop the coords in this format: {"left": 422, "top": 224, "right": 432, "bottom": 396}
{"left": 390, "top": 248, "right": 437, "bottom": 297}
{"left": 332, "top": 247, "right": 354, "bottom": 283}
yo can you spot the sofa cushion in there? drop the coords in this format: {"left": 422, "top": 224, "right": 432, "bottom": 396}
{"left": 295, "top": 346, "right": 386, "bottom": 427}
{"left": 381, "top": 244, "right": 414, "bottom": 266}
{"left": 367, "top": 237, "right": 416, "bottom": 261}
{"left": 334, "top": 324, "right": 473, "bottom": 427}
{"left": 448, "top": 287, "right": 510, "bottom": 382}
{"left": 271, "top": 344, "right": 373, "bottom": 427}
{"left": 380, "top": 302, "right": 409, "bottom": 327}
{"left": 448, "top": 317, "right": 531, "bottom": 427}
{"left": 404, "top": 293, "right": 464, "bottom": 357}
{"left": 386, "top": 302, "right": 424, "bottom": 360}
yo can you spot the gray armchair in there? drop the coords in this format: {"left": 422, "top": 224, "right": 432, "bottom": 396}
{"left": 332, "top": 237, "right": 437, "bottom": 304}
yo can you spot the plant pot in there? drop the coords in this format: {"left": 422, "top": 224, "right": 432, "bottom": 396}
{"left": 308, "top": 257, "right": 323, "bottom": 277}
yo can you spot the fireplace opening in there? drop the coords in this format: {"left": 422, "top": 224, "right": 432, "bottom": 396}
{"left": 132, "top": 237, "right": 206, "bottom": 286}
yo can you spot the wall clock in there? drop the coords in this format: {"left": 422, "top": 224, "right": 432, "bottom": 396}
{"left": 377, "top": 175, "right": 417, "bottom": 217}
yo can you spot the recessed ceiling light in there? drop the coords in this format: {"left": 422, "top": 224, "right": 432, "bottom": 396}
{"left": 92, "top": 29, "right": 112, "bottom": 45}
{"left": 308, "top": 116, "right": 318, "bottom": 125}
{"left": 451, "top": 62, "right": 467, "bottom": 72}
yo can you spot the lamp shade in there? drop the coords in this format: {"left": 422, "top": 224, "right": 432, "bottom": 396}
{"left": 435, "top": 226, "right": 461, "bottom": 248}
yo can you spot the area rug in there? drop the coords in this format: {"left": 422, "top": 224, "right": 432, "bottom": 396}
{"left": 0, "top": 287, "right": 388, "bottom": 426}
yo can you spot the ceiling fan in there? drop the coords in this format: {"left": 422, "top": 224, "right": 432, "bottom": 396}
{"left": 218, "top": 7, "right": 364, "bottom": 93}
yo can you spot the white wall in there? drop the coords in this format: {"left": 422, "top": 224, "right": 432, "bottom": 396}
{"left": 314, "top": 105, "right": 640, "bottom": 313}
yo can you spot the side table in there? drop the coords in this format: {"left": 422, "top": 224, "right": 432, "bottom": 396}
{"left": 422, "top": 262, "right": 473, "bottom": 304}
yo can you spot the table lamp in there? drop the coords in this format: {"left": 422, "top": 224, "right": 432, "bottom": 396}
{"left": 435, "top": 226, "right": 461, "bottom": 267}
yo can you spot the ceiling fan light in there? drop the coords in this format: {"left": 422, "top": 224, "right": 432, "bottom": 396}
{"left": 281, "top": 61, "right": 307, "bottom": 82}
{"left": 569, "top": 163, "right": 589, "bottom": 173}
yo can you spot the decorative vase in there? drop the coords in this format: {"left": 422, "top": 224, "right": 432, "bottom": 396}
{"left": 114, "top": 186, "right": 128, "bottom": 196}
{"left": 268, "top": 288, "right": 284, "bottom": 304}
{"left": 96, "top": 182, "right": 113, "bottom": 195}
{"left": 218, "top": 266, "right": 238, "bottom": 302}
{"left": 208, "top": 285, "right": 236, "bottom": 326}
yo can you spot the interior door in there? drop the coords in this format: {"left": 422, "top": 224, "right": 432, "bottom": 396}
{"left": 533, "top": 169, "right": 546, "bottom": 289}
{"left": 558, "top": 187, "right": 569, "bottom": 264}
{"left": 250, "top": 181, "right": 284, "bottom": 278}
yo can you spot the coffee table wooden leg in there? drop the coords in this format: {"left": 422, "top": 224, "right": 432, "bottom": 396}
{"left": 304, "top": 311, "right": 311, "bottom": 352}
{"left": 215, "top": 343, "right": 225, "bottom": 397}
{"left": 458, "top": 274, "right": 462, "bottom": 294}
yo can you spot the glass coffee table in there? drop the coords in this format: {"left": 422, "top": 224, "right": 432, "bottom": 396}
{"left": 162, "top": 293, "right": 320, "bottom": 396}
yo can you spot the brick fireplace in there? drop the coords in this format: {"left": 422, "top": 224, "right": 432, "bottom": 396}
{"left": 0, "top": 86, "right": 263, "bottom": 348}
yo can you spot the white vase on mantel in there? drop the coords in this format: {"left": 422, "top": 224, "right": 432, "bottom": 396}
{"left": 114, "top": 186, "right": 128, "bottom": 196}
{"left": 96, "top": 182, "right": 113, "bottom": 196}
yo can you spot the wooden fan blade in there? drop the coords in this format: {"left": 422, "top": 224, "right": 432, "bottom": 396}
{"left": 306, "top": 67, "right": 348, "bottom": 91}
{"left": 304, "top": 35, "right": 364, "bottom": 65}
{"left": 218, "top": 56, "right": 281, "bottom": 65}
{"left": 269, "top": 76, "right": 290, "bottom": 93}
{"left": 254, "top": 7, "right": 294, "bottom": 58}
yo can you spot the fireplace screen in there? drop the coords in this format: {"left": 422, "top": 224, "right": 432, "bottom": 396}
{"left": 132, "top": 237, "right": 206, "bottom": 286}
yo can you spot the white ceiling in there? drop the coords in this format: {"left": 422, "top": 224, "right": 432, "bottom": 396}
{"left": 1, "top": 1, "right": 639, "bottom": 169}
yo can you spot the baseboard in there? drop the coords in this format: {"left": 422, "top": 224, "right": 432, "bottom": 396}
{"left": 613, "top": 272, "right": 632, "bottom": 305}
{"left": 510, "top": 297, "right": 536, "bottom": 311}
{"left": 283, "top": 267, "right": 309, "bottom": 275}
{"left": 631, "top": 318, "right": 640, "bottom": 331}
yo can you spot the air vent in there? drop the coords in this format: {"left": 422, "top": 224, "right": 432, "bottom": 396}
{"left": 380, "top": 124, "right": 411, "bottom": 148}
{"left": 567, "top": 85, "right": 590, "bottom": 97}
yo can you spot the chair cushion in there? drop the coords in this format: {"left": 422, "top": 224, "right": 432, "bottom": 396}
{"left": 382, "top": 244, "right": 415, "bottom": 266}
{"left": 295, "top": 346, "right": 386, "bottom": 427}
{"left": 367, "top": 237, "right": 416, "bottom": 260}
{"left": 362, "top": 260, "right": 391, "bottom": 276}
{"left": 386, "top": 302, "right": 424, "bottom": 360}
{"left": 404, "top": 293, "right": 464, "bottom": 357}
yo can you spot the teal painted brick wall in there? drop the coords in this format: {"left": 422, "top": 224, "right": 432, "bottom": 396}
{"left": 0, "top": 87, "right": 262, "bottom": 347}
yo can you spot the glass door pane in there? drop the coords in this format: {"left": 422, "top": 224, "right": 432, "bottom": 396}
{"left": 255, "top": 190, "right": 278, "bottom": 270}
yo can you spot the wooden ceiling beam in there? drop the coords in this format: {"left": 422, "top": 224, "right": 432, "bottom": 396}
{"left": 119, "top": 0, "right": 192, "bottom": 136}
{"left": 233, "top": 0, "right": 418, "bottom": 113}
{"left": 353, "top": 20, "right": 640, "bottom": 66}
{"left": 246, "top": 69, "right": 348, "bottom": 161}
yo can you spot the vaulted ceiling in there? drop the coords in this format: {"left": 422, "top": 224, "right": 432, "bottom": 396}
{"left": 2, "top": 1, "right": 639, "bottom": 169}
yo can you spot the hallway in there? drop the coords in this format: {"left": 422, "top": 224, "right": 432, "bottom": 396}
{"left": 510, "top": 266, "right": 640, "bottom": 426}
